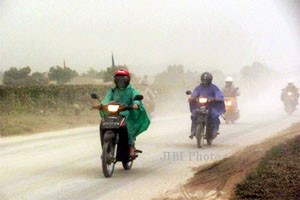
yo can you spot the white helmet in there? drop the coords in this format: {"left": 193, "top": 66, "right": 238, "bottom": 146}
{"left": 225, "top": 76, "right": 233, "bottom": 82}
{"left": 287, "top": 79, "right": 294, "bottom": 84}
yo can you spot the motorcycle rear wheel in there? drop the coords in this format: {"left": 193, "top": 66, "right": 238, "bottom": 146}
{"left": 102, "top": 141, "right": 115, "bottom": 178}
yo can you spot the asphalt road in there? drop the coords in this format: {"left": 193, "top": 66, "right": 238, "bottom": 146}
{"left": 1, "top": 109, "right": 299, "bottom": 200}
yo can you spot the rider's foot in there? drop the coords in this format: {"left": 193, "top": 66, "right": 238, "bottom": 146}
{"left": 212, "top": 132, "right": 219, "bottom": 139}
{"left": 129, "top": 147, "right": 135, "bottom": 157}
{"left": 189, "top": 131, "right": 195, "bottom": 139}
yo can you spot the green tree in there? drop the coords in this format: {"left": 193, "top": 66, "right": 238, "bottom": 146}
{"left": 48, "top": 66, "right": 78, "bottom": 85}
{"left": 0, "top": 71, "right": 3, "bottom": 85}
{"left": 3, "top": 66, "right": 31, "bottom": 86}
{"left": 153, "top": 64, "right": 186, "bottom": 93}
{"left": 3, "top": 67, "right": 50, "bottom": 86}
{"left": 87, "top": 68, "right": 98, "bottom": 78}
{"left": 30, "top": 72, "right": 49, "bottom": 85}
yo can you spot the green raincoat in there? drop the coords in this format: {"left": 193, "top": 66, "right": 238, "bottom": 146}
{"left": 100, "top": 84, "right": 150, "bottom": 145}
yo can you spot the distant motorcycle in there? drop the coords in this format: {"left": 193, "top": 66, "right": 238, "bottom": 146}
{"left": 143, "top": 98, "right": 155, "bottom": 118}
{"left": 91, "top": 93, "right": 143, "bottom": 178}
{"left": 224, "top": 97, "right": 239, "bottom": 124}
{"left": 282, "top": 90, "right": 298, "bottom": 115}
{"left": 186, "top": 91, "right": 214, "bottom": 148}
{"left": 142, "top": 88, "right": 156, "bottom": 118}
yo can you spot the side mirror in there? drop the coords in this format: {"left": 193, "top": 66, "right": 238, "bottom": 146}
{"left": 91, "top": 93, "right": 99, "bottom": 100}
{"left": 133, "top": 95, "right": 143, "bottom": 101}
{"left": 185, "top": 90, "right": 192, "bottom": 95}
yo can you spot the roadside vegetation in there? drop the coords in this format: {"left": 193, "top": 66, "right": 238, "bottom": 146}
{"left": 0, "top": 64, "right": 198, "bottom": 136}
{"left": 232, "top": 134, "right": 300, "bottom": 200}
{"left": 0, "top": 61, "right": 280, "bottom": 136}
{"left": 0, "top": 85, "right": 108, "bottom": 136}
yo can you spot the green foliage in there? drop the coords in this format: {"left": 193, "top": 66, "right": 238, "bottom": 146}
{"left": 81, "top": 68, "right": 103, "bottom": 79}
{"left": 3, "top": 66, "right": 31, "bottom": 86}
{"left": 233, "top": 135, "right": 300, "bottom": 200}
{"left": 30, "top": 72, "right": 49, "bottom": 85}
{"left": 3, "top": 67, "right": 49, "bottom": 86}
{"left": 153, "top": 64, "right": 196, "bottom": 94}
{"left": 0, "top": 85, "right": 108, "bottom": 115}
{"left": 48, "top": 66, "right": 78, "bottom": 85}
{"left": 0, "top": 71, "right": 3, "bottom": 85}
{"left": 240, "top": 62, "right": 277, "bottom": 83}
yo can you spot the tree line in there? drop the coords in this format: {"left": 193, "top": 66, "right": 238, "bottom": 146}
{"left": 0, "top": 65, "right": 128, "bottom": 86}
{"left": 0, "top": 62, "right": 280, "bottom": 92}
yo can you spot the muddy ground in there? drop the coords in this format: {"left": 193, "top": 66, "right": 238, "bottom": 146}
{"left": 157, "top": 122, "right": 300, "bottom": 200}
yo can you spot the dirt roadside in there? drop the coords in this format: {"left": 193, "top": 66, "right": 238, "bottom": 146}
{"left": 155, "top": 122, "right": 300, "bottom": 200}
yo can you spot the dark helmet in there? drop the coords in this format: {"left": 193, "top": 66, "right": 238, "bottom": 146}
{"left": 114, "top": 68, "right": 130, "bottom": 89}
{"left": 200, "top": 72, "right": 213, "bottom": 86}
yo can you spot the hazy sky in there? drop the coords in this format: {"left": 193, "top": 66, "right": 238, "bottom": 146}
{"left": 0, "top": 0, "right": 299, "bottom": 75}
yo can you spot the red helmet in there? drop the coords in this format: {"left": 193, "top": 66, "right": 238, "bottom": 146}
{"left": 114, "top": 68, "right": 130, "bottom": 88}
{"left": 114, "top": 68, "right": 130, "bottom": 77}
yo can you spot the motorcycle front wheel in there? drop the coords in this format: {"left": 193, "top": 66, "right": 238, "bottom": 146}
{"left": 102, "top": 141, "right": 115, "bottom": 178}
{"left": 122, "top": 160, "right": 134, "bottom": 170}
{"left": 206, "top": 123, "right": 213, "bottom": 145}
{"left": 196, "top": 123, "right": 204, "bottom": 148}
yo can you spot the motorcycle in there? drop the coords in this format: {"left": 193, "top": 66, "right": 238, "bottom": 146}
{"left": 143, "top": 98, "right": 155, "bottom": 118}
{"left": 186, "top": 91, "right": 214, "bottom": 148}
{"left": 91, "top": 93, "right": 143, "bottom": 178}
{"left": 282, "top": 91, "right": 297, "bottom": 115}
{"left": 142, "top": 88, "right": 156, "bottom": 118}
{"left": 224, "top": 97, "right": 239, "bottom": 124}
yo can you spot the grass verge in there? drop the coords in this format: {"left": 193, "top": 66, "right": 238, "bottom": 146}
{"left": 232, "top": 135, "right": 300, "bottom": 200}
{"left": 0, "top": 110, "right": 100, "bottom": 136}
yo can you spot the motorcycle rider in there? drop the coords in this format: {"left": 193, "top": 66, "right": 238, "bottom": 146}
{"left": 281, "top": 80, "right": 299, "bottom": 105}
{"left": 94, "top": 69, "right": 150, "bottom": 156}
{"left": 141, "top": 81, "right": 157, "bottom": 116}
{"left": 189, "top": 72, "right": 225, "bottom": 139}
{"left": 222, "top": 76, "right": 240, "bottom": 97}
{"left": 222, "top": 76, "right": 240, "bottom": 112}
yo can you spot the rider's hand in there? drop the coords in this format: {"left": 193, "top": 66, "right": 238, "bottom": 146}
{"left": 133, "top": 104, "right": 139, "bottom": 109}
{"left": 92, "top": 102, "right": 102, "bottom": 109}
{"left": 188, "top": 96, "right": 195, "bottom": 103}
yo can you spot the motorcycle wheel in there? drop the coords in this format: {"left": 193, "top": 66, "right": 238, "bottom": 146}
{"left": 102, "top": 141, "right": 115, "bottom": 178}
{"left": 196, "top": 123, "right": 204, "bottom": 148}
{"left": 206, "top": 125, "right": 213, "bottom": 145}
{"left": 122, "top": 160, "right": 134, "bottom": 170}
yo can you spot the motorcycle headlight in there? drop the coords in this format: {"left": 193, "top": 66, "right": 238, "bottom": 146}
{"left": 287, "top": 92, "right": 293, "bottom": 96}
{"left": 199, "top": 98, "right": 208, "bottom": 104}
{"left": 225, "top": 101, "right": 232, "bottom": 106}
{"left": 107, "top": 105, "right": 120, "bottom": 112}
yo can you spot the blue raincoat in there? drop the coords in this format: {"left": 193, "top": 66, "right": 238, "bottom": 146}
{"left": 189, "top": 83, "right": 225, "bottom": 135}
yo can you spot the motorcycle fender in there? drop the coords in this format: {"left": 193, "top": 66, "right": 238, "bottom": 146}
{"left": 196, "top": 115, "right": 208, "bottom": 123}
{"left": 104, "top": 132, "right": 116, "bottom": 141}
